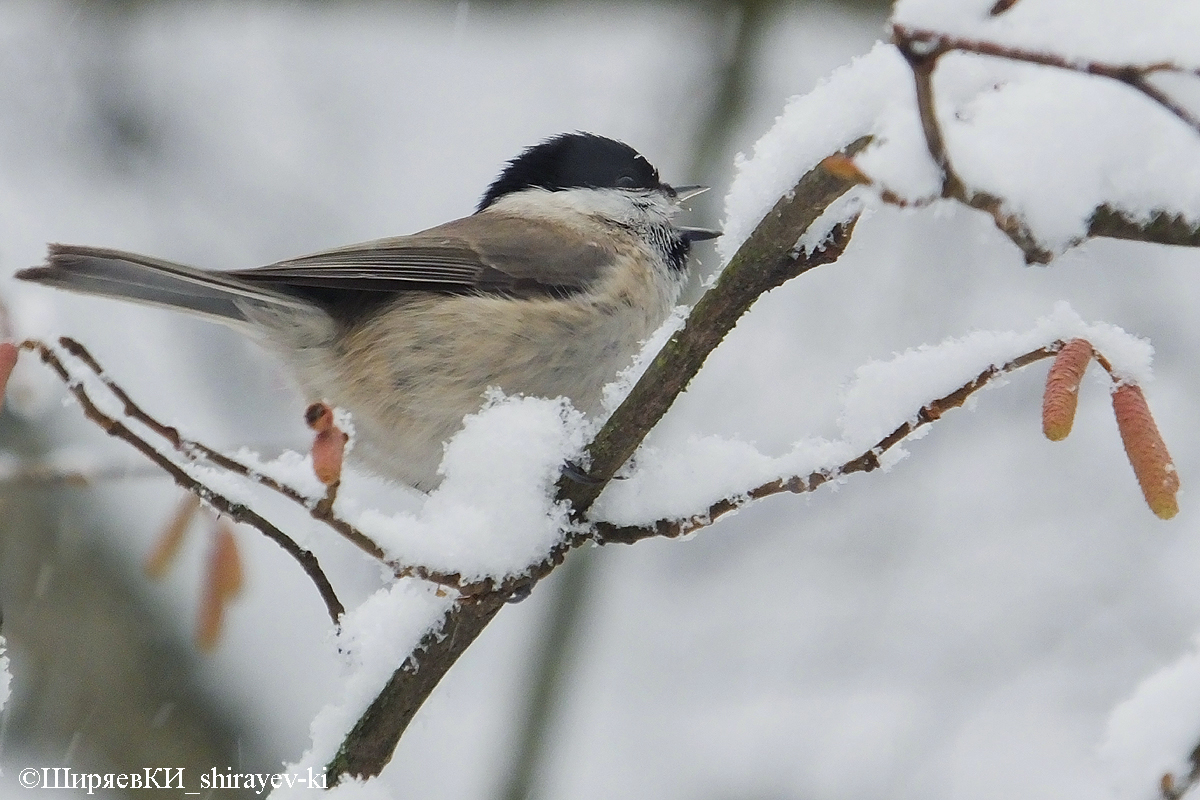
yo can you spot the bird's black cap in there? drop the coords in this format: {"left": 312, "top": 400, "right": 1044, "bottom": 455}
{"left": 477, "top": 132, "right": 663, "bottom": 212}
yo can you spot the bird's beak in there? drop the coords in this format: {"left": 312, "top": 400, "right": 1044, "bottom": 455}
{"left": 678, "top": 226, "right": 722, "bottom": 242}
{"left": 668, "top": 184, "right": 710, "bottom": 204}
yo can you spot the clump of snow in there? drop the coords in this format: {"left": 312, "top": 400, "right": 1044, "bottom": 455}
{"left": 592, "top": 434, "right": 857, "bottom": 528}
{"left": 594, "top": 303, "right": 1151, "bottom": 526}
{"left": 276, "top": 581, "right": 456, "bottom": 794}
{"left": 349, "top": 393, "right": 590, "bottom": 581}
{"left": 1098, "top": 637, "right": 1200, "bottom": 798}
{"left": 0, "top": 635, "right": 10, "bottom": 712}
{"left": 602, "top": 306, "right": 688, "bottom": 414}
{"left": 839, "top": 302, "right": 1152, "bottom": 447}
{"left": 941, "top": 61, "right": 1200, "bottom": 251}
{"left": 795, "top": 187, "right": 871, "bottom": 257}
{"left": 231, "top": 446, "right": 328, "bottom": 505}
{"left": 719, "top": 44, "right": 918, "bottom": 262}
{"left": 726, "top": 5, "right": 1200, "bottom": 262}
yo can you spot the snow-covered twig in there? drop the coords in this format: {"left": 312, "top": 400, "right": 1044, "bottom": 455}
{"left": 37, "top": 337, "right": 496, "bottom": 595}
{"left": 591, "top": 344, "right": 1060, "bottom": 546}
{"left": 890, "top": 23, "right": 1200, "bottom": 263}
{"left": 326, "top": 139, "right": 873, "bottom": 783}
{"left": 894, "top": 26, "right": 1200, "bottom": 137}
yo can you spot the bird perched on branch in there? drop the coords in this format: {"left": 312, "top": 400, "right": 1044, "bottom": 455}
{"left": 19, "top": 132, "right": 719, "bottom": 490}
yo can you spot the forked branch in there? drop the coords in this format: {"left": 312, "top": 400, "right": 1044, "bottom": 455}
{"left": 890, "top": 24, "right": 1200, "bottom": 263}
{"left": 19, "top": 338, "right": 345, "bottom": 623}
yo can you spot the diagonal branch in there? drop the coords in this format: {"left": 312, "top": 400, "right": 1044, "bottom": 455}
{"left": 593, "top": 345, "right": 1061, "bottom": 545}
{"left": 326, "top": 139, "right": 873, "bottom": 784}
{"left": 20, "top": 338, "right": 345, "bottom": 624}
{"left": 557, "top": 137, "right": 872, "bottom": 519}
{"left": 57, "top": 336, "right": 389, "bottom": 564}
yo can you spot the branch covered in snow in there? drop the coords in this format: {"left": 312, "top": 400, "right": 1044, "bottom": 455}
{"left": 556, "top": 143, "right": 869, "bottom": 519}
{"left": 592, "top": 344, "right": 1060, "bottom": 547}
{"left": 889, "top": 23, "right": 1200, "bottom": 263}
{"left": 326, "top": 140, "right": 872, "bottom": 783}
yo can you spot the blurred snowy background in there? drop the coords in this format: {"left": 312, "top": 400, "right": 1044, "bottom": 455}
{"left": 2, "top": 1, "right": 1200, "bottom": 799}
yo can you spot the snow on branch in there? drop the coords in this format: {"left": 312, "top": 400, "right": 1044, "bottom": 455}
{"left": 7, "top": 130, "right": 1183, "bottom": 785}
{"left": 724, "top": 7, "right": 1200, "bottom": 269}
{"left": 890, "top": 22, "right": 1200, "bottom": 262}
{"left": 591, "top": 305, "right": 1178, "bottom": 539}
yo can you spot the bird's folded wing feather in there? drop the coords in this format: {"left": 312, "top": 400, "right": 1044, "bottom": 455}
{"left": 229, "top": 213, "right": 617, "bottom": 297}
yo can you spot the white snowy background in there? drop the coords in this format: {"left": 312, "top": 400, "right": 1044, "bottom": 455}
{"left": 2, "top": 1, "right": 1200, "bottom": 799}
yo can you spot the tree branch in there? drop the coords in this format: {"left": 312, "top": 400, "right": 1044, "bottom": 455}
{"left": 324, "top": 592, "right": 508, "bottom": 781}
{"left": 19, "top": 339, "right": 345, "bottom": 623}
{"left": 326, "top": 139, "right": 872, "bottom": 783}
{"left": 889, "top": 24, "right": 1200, "bottom": 263}
{"left": 892, "top": 25, "right": 1200, "bottom": 137}
{"left": 1087, "top": 207, "right": 1200, "bottom": 249}
{"left": 57, "top": 336, "right": 389, "bottom": 565}
{"left": 593, "top": 345, "right": 1060, "bottom": 545}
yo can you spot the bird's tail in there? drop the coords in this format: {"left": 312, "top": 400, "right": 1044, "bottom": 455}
{"left": 16, "top": 244, "right": 314, "bottom": 328}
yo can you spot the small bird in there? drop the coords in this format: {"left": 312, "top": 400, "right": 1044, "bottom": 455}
{"left": 17, "top": 132, "right": 719, "bottom": 490}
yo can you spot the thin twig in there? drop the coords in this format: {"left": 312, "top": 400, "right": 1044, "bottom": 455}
{"left": 893, "top": 33, "right": 1056, "bottom": 263}
{"left": 893, "top": 25, "right": 1200, "bottom": 137}
{"left": 591, "top": 344, "right": 1061, "bottom": 545}
{"left": 20, "top": 338, "right": 345, "bottom": 624}
{"left": 44, "top": 337, "right": 514, "bottom": 593}
{"left": 327, "top": 141, "right": 875, "bottom": 783}
{"left": 57, "top": 336, "right": 388, "bottom": 563}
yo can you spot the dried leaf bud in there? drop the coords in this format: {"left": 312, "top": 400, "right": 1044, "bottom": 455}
{"left": 1042, "top": 339, "right": 1092, "bottom": 441}
{"left": 305, "top": 401, "right": 334, "bottom": 433}
{"left": 145, "top": 492, "right": 201, "bottom": 579}
{"left": 820, "top": 153, "right": 871, "bottom": 185}
{"left": 1112, "top": 384, "right": 1180, "bottom": 520}
{"left": 0, "top": 341, "right": 17, "bottom": 405}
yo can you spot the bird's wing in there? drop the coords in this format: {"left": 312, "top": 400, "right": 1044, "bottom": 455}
{"left": 229, "top": 213, "right": 617, "bottom": 297}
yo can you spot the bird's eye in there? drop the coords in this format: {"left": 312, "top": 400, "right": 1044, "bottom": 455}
{"left": 615, "top": 174, "right": 637, "bottom": 188}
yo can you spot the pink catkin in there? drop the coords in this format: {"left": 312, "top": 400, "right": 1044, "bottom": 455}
{"left": 1042, "top": 339, "right": 1092, "bottom": 441}
{"left": 1112, "top": 384, "right": 1180, "bottom": 520}
{"left": 197, "top": 524, "right": 243, "bottom": 652}
{"left": 0, "top": 342, "right": 18, "bottom": 404}
{"left": 145, "top": 493, "right": 201, "bottom": 579}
